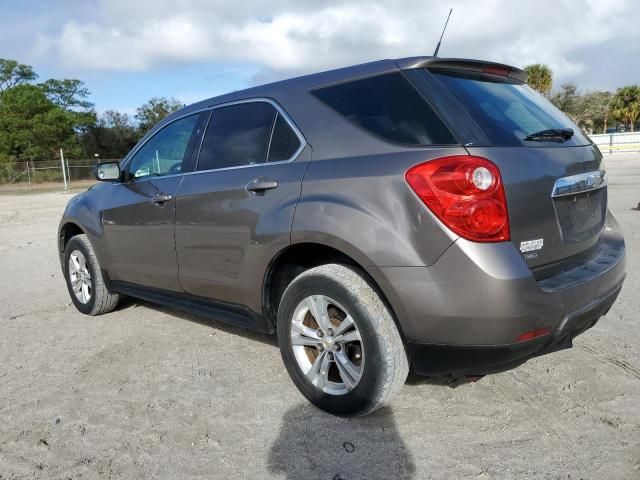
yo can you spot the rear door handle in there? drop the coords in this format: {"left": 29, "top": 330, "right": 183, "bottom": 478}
{"left": 150, "top": 194, "right": 173, "bottom": 205}
{"left": 245, "top": 178, "right": 278, "bottom": 193}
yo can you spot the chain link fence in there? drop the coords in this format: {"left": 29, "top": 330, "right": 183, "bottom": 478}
{"left": 0, "top": 156, "right": 121, "bottom": 193}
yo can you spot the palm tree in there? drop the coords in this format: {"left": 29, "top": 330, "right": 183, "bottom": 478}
{"left": 524, "top": 64, "right": 553, "bottom": 96}
{"left": 611, "top": 85, "right": 640, "bottom": 132}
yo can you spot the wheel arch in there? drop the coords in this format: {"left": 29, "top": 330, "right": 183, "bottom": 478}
{"left": 58, "top": 221, "right": 86, "bottom": 259}
{"left": 58, "top": 221, "right": 110, "bottom": 287}
{"left": 261, "top": 241, "right": 407, "bottom": 342}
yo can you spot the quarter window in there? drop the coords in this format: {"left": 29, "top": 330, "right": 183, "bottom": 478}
{"left": 127, "top": 114, "right": 200, "bottom": 179}
{"left": 311, "top": 72, "right": 457, "bottom": 146}
{"left": 268, "top": 113, "right": 302, "bottom": 162}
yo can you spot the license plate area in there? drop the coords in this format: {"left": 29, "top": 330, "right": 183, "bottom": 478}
{"left": 554, "top": 188, "right": 606, "bottom": 243}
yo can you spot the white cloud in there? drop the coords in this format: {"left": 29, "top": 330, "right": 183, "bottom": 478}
{"left": 25, "top": 0, "right": 640, "bottom": 89}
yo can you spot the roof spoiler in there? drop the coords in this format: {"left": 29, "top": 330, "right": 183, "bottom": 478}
{"left": 395, "top": 57, "right": 527, "bottom": 82}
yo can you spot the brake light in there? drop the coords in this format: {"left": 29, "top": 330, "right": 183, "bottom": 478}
{"left": 482, "top": 66, "right": 509, "bottom": 77}
{"left": 405, "top": 155, "right": 510, "bottom": 242}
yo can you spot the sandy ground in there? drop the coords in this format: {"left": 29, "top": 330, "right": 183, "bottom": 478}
{"left": 0, "top": 155, "right": 639, "bottom": 479}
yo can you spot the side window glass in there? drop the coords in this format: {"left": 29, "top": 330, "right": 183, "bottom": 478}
{"left": 312, "top": 72, "right": 457, "bottom": 145}
{"left": 268, "top": 113, "right": 302, "bottom": 162}
{"left": 197, "top": 102, "right": 276, "bottom": 171}
{"left": 128, "top": 114, "right": 200, "bottom": 179}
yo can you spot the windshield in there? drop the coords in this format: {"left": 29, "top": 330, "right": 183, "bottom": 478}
{"left": 428, "top": 69, "right": 591, "bottom": 147}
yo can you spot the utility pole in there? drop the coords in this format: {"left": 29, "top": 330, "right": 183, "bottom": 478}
{"left": 60, "top": 148, "right": 68, "bottom": 190}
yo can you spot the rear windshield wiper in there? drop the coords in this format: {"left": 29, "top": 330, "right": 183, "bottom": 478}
{"left": 524, "top": 128, "right": 574, "bottom": 142}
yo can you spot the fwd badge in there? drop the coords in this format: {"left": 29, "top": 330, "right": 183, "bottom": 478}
{"left": 520, "top": 238, "right": 544, "bottom": 260}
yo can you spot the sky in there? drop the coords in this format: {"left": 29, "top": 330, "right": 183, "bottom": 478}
{"left": 1, "top": 0, "right": 638, "bottom": 115}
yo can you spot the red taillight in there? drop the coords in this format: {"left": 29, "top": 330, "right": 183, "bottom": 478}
{"left": 515, "top": 327, "right": 551, "bottom": 343}
{"left": 405, "top": 155, "right": 510, "bottom": 242}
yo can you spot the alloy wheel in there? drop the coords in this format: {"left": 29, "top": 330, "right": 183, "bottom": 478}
{"left": 290, "top": 295, "right": 364, "bottom": 395}
{"left": 68, "top": 250, "right": 92, "bottom": 304}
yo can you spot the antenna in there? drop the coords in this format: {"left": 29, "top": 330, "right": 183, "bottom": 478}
{"left": 433, "top": 8, "right": 453, "bottom": 57}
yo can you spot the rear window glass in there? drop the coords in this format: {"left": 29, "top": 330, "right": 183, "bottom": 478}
{"left": 312, "top": 72, "right": 457, "bottom": 146}
{"left": 429, "top": 69, "right": 590, "bottom": 146}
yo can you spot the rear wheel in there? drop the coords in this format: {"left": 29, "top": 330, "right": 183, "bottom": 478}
{"left": 277, "top": 264, "right": 408, "bottom": 416}
{"left": 64, "top": 234, "right": 119, "bottom": 315}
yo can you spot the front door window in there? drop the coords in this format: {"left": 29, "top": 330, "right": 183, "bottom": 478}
{"left": 127, "top": 114, "right": 200, "bottom": 179}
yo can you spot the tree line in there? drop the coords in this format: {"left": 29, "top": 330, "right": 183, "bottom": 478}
{"left": 1, "top": 57, "right": 639, "bottom": 175}
{"left": 524, "top": 63, "right": 639, "bottom": 134}
{"left": 0, "top": 58, "right": 183, "bottom": 178}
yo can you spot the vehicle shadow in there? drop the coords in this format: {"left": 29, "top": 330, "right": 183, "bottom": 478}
{"left": 405, "top": 370, "right": 486, "bottom": 388}
{"left": 268, "top": 403, "right": 415, "bottom": 480}
{"left": 116, "top": 296, "right": 279, "bottom": 348}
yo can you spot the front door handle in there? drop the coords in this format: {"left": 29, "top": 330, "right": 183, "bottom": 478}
{"left": 151, "top": 194, "right": 173, "bottom": 205}
{"left": 245, "top": 178, "right": 278, "bottom": 193}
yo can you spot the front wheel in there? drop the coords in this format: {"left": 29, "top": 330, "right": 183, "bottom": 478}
{"left": 277, "top": 264, "right": 408, "bottom": 416}
{"left": 64, "top": 234, "right": 119, "bottom": 315}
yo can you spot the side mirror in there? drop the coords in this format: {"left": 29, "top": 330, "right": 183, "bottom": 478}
{"left": 93, "top": 162, "right": 121, "bottom": 182}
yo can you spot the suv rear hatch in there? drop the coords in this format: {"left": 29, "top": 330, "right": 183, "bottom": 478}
{"left": 407, "top": 62, "right": 607, "bottom": 271}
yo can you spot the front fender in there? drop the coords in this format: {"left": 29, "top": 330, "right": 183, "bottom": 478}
{"left": 58, "top": 184, "right": 110, "bottom": 268}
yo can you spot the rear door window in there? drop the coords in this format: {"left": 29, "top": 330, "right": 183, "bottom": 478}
{"left": 197, "top": 102, "right": 302, "bottom": 171}
{"left": 197, "top": 102, "right": 276, "bottom": 171}
{"left": 311, "top": 72, "right": 457, "bottom": 146}
{"left": 428, "top": 69, "right": 590, "bottom": 147}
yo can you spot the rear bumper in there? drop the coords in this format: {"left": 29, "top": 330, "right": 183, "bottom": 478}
{"left": 367, "top": 211, "right": 626, "bottom": 376}
{"left": 407, "top": 283, "right": 622, "bottom": 376}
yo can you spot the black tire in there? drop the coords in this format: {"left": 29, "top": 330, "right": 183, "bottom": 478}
{"left": 277, "top": 264, "right": 408, "bottom": 416}
{"left": 63, "top": 234, "right": 119, "bottom": 315}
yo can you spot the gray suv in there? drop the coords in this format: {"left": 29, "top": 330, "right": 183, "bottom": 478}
{"left": 58, "top": 57, "right": 626, "bottom": 416}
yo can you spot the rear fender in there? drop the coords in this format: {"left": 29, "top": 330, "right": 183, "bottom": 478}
{"left": 291, "top": 152, "right": 464, "bottom": 267}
